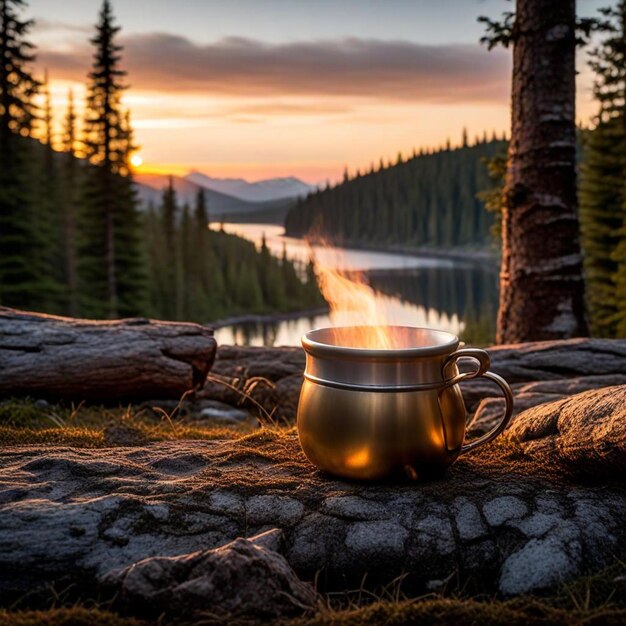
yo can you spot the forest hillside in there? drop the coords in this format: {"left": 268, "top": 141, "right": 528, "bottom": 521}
{"left": 284, "top": 136, "right": 507, "bottom": 247}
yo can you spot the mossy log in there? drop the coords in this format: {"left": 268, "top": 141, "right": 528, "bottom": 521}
{"left": 0, "top": 307, "right": 216, "bottom": 401}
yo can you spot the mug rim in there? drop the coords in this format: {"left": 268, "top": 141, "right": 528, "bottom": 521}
{"left": 302, "top": 325, "right": 460, "bottom": 360}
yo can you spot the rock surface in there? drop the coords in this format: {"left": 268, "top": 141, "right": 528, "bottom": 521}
{"left": 0, "top": 386, "right": 625, "bottom": 601}
{"left": 470, "top": 374, "right": 626, "bottom": 435}
{"left": 104, "top": 529, "right": 319, "bottom": 620}
{"left": 509, "top": 385, "right": 626, "bottom": 477}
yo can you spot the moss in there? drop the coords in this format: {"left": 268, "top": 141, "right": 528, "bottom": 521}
{"left": 0, "top": 426, "right": 107, "bottom": 447}
{"left": 0, "top": 398, "right": 252, "bottom": 447}
{"left": 460, "top": 435, "right": 555, "bottom": 476}
{"left": 294, "top": 598, "right": 626, "bottom": 626}
{"left": 0, "top": 399, "right": 57, "bottom": 426}
{"left": 0, "top": 398, "right": 593, "bottom": 484}
{"left": 3, "top": 596, "right": 624, "bottom": 626}
{"left": 0, "top": 607, "right": 146, "bottom": 626}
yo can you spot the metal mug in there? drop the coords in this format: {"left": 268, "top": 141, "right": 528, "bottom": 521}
{"left": 296, "top": 326, "right": 514, "bottom": 480}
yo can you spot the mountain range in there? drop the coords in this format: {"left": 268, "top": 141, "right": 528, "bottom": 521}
{"left": 185, "top": 171, "right": 314, "bottom": 203}
{"left": 134, "top": 172, "right": 314, "bottom": 224}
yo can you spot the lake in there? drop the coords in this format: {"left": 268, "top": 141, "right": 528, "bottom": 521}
{"left": 212, "top": 223, "right": 499, "bottom": 347}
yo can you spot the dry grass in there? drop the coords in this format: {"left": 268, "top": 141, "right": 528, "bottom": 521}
{"left": 0, "top": 398, "right": 577, "bottom": 479}
{"left": 0, "top": 608, "right": 146, "bottom": 626}
{"left": 0, "top": 398, "right": 253, "bottom": 447}
{"left": 457, "top": 435, "right": 569, "bottom": 480}
{"left": 1, "top": 575, "right": 624, "bottom": 626}
{"left": 294, "top": 598, "right": 626, "bottom": 626}
{"left": 292, "top": 563, "right": 626, "bottom": 626}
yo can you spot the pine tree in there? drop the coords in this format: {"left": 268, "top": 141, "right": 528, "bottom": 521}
{"left": 61, "top": 89, "right": 79, "bottom": 315}
{"left": 192, "top": 187, "right": 222, "bottom": 320}
{"left": 0, "top": 0, "right": 41, "bottom": 308}
{"left": 35, "top": 69, "right": 64, "bottom": 313}
{"left": 580, "top": 2, "right": 626, "bottom": 337}
{"left": 477, "top": 152, "right": 507, "bottom": 242}
{"left": 145, "top": 200, "right": 167, "bottom": 317}
{"left": 235, "top": 264, "right": 262, "bottom": 311}
{"left": 160, "top": 177, "right": 182, "bottom": 319}
{"left": 258, "top": 233, "right": 285, "bottom": 310}
{"left": 179, "top": 202, "right": 192, "bottom": 319}
{"left": 80, "top": 0, "right": 137, "bottom": 318}
{"left": 580, "top": 120, "right": 624, "bottom": 336}
{"left": 114, "top": 110, "right": 148, "bottom": 316}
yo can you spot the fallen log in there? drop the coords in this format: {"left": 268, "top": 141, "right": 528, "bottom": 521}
{"left": 0, "top": 307, "right": 216, "bottom": 401}
{"left": 1, "top": 386, "right": 624, "bottom": 600}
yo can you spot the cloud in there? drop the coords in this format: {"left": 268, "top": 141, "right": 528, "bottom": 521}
{"left": 225, "top": 102, "right": 354, "bottom": 116}
{"left": 33, "top": 19, "right": 92, "bottom": 34}
{"left": 38, "top": 34, "right": 510, "bottom": 103}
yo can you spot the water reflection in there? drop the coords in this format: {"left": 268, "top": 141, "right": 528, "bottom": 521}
{"left": 214, "top": 302, "right": 465, "bottom": 348}
{"left": 368, "top": 264, "right": 498, "bottom": 320}
{"left": 215, "top": 315, "right": 324, "bottom": 347}
{"left": 211, "top": 223, "right": 498, "bottom": 347}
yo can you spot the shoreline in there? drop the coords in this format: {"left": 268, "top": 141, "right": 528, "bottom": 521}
{"left": 312, "top": 238, "right": 499, "bottom": 267}
{"left": 218, "top": 221, "right": 500, "bottom": 267}
{"left": 211, "top": 306, "right": 330, "bottom": 329}
{"left": 211, "top": 228, "right": 499, "bottom": 329}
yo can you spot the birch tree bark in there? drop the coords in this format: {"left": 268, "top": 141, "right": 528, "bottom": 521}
{"left": 497, "top": 0, "right": 588, "bottom": 343}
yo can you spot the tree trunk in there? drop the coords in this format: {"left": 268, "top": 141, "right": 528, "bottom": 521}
{"left": 497, "top": 0, "right": 588, "bottom": 343}
{"left": 0, "top": 307, "right": 216, "bottom": 400}
{"left": 64, "top": 157, "right": 78, "bottom": 317}
{"left": 104, "top": 169, "right": 118, "bottom": 319}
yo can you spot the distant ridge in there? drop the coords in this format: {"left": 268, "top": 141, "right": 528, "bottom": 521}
{"left": 135, "top": 173, "right": 247, "bottom": 213}
{"left": 185, "top": 171, "right": 314, "bottom": 203}
{"left": 134, "top": 173, "right": 299, "bottom": 225}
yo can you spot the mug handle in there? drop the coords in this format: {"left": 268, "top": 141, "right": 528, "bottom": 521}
{"left": 441, "top": 348, "right": 514, "bottom": 455}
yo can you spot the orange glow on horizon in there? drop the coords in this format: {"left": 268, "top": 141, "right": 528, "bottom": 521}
{"left": 137, "top": 161, "right": 348, "bottom": 184}
{"left": 40, "top": 72, "right": 598, "bottom": 184}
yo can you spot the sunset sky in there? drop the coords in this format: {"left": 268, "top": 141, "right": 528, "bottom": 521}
{"left": 29, "top": 0, "right": 604, "bottom": 184}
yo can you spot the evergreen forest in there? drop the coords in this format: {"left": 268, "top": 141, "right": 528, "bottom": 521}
{"left": 144, "top": 183, "right": 323, "bottom": 322}
{"left": 578, "top": 0, "right": 626, "bottom": 338}
{"left": 284, "top": 136, "right": 507, "bottom": 247}
{"left": 0, "top": 0, "right": 321, "bottom": 323}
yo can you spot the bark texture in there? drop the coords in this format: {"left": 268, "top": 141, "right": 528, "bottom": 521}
{"left": 0, "top": 387, "right": 625, "bottom": 603}
{"left": 0, "top": 307, "right": 216, "bottom": 400}
{"left": 497, "top": 0, "right": 588, "bottom": 343}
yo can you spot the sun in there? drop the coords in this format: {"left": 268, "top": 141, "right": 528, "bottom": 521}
{"left": 130, "top": 154, "right": 143, "bottom": 168}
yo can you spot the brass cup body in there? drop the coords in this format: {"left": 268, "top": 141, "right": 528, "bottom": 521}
{"left": 296, "top": 326, "right": 513, "bottom": 480}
